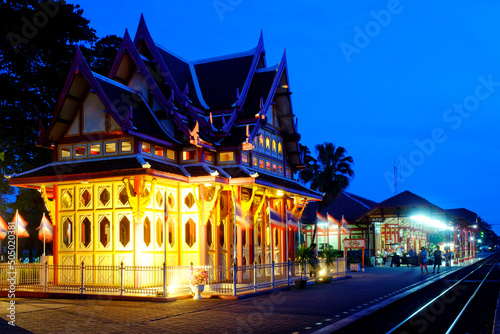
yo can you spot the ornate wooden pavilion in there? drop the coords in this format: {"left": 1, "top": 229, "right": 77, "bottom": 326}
{"left": 6, "top": 15, "right": 322, "bottom": 272}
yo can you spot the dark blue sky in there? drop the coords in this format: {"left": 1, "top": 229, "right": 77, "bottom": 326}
{"left": 68, "top": 0, "right": 500, "bottom": 234}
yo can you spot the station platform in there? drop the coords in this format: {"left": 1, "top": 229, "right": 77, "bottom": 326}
{"left": 0, "top": 253, "right": 492, "bottom": 334}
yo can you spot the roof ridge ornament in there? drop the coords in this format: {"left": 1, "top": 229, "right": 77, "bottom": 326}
{"left": 165, "top": 88, "right": 175, "bottom": 113}
{"left": 123, "top": 106, "right": 136, "bottom": 130}
{"left": 221, "top": 112, "right": 227, "bottom": 127}
{"left": 208, "top": 112, "right": 219, "bottom": 132}
{"left": 135, "top": 155, "right": 151, "bottom": 169}
{"left": 182, "top": 83, "right": 190, "bottom": 108}
{"left": 241, "top": 124, "right": 254, "bottom": 151}
{"left": 37, "top": 119, "right": 50, "bottom": 148}
{"left": 189, "top": 121, "right": 200, "bottom": 146}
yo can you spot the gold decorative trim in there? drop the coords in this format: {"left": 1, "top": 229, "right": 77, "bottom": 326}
{"left": 193, "top": 184, "right": 222, "bottom": 225}
{"left": 253, "top": 189, "right": 269, "bottom": 226}
{"left": 292, "top": 197, "right": 307, "bottom": 222}
{"left": 122, "top": 177, "right": 156, "bottom": 224}
{"left": 40, "top": 184, "right": 55, "bottom": 224}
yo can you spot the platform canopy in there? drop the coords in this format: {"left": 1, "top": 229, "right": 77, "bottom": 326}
{"left": 355, "top": 190, "right": 452, "bottom": 233}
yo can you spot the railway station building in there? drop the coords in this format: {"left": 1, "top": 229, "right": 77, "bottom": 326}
{"left": 301, "top": 190, "right": 477, "bottom": 263}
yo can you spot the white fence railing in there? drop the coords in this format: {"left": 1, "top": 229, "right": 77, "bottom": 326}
{"left": 0, "top": 258, "right": 347, "bottom": 297}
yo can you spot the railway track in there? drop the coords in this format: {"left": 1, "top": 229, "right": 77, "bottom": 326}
{"left": 333, "top": 253, "right": 500, "bottom": 334}
{"left": 386, "top": 253, "right": 500, "bottom": 334}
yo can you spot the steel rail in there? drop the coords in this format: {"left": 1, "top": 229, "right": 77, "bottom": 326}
{"left": 385, "top": 254, "right": 500, "bottom": 334}
{"left": 444, "top": 254, "right": 500, "bottom": 334}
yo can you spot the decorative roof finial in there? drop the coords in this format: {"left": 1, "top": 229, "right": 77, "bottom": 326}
{"left": 165, "top": 88, "right": 175, "bottom": 112}
{"left": 182, "top": 83, "right": 189, "bottom": 108}
{"left": 123, "top": 106, "right": 135, "bottom": 130}
{"left": 189, "top": 121, "right": 200, "bottom": 146}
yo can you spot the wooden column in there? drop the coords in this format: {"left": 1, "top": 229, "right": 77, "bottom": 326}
{"left": 248, "top": 191, "right": 254, "bottom": 265}
{"left": 133, "top": 176, "right": 142, "bottom": 269}
{"left": 281, "top": 199, "right": 286, "bottom": 263}
{"left": 226, "top": 190, "right": 232, "bottom": 267}
{"left": 338, "top": 226, "right": 341, "bottom": 251}
{"left": 269, "top": 200, "right": 274, "bottom": 264}
{"left": 177, "top": 184, "right": 182, "bottom": 265}
{"left": 53, "top": 184, "right": 59, "bottom": 284}
{"left": 236, "top": 187, "right": 243, "bottom": 267}
{"left": 199, "top": 185, "right": 207, "bottom": 266}
{"left": 214, "top": 193, "right": 220, "bottom": 268}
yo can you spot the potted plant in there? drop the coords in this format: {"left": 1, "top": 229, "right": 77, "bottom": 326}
{"left": 187, "top": 266, "right": 209, "bottom": 299}
{"left": 321, "top": 245, "right": 341, "bottom": 279}
{"left": 324, "top": 246, "right": 341, "bottom": 267}
{"left": 348, "top": 257, "right": 361, "bottom": 272}
{"left": 295, "top": 245, "right": 311, "bottom": 289}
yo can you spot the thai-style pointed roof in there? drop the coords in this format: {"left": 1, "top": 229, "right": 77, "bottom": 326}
{"left": 193, "top": 50, "right": 255, "bottom": 110}
{"left": 20, "top": 15, "right": 314, "bottom": 196}
{"left": 352, "top": 190, "right": 451, "bottom": 225}
{"left": 155, "top": 46, "right": 205, "bottom": 109}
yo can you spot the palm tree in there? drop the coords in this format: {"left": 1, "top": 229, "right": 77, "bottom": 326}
{"left": 299, "top": 142, "right": 354, "bottom": 205}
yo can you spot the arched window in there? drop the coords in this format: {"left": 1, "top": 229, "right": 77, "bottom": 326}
{"left": 219, "top": 221, "right": 225, "bottom": 247}
{"left": 156, "top": 218, "right": 163, "bottom": 247}
{"left": 81, "top": 217, "right": 91, "bottom": 247}
{"left": 119, "top": 216, "right": 130, "bottom": 247}
{"left": 100, "top": 217, "right": 111, "bottom": 248}
{"left": 185, "top": 218, "right": 196, "bottom": 247}
{"left": 168, "top": 218, "right": 175, "bottom": 247}
{"left": 207, "top": 220, "right": 213, "bottom": 247}
{"left": 143, "top": 217, "right": 151, "bottom": 247}
{"left": 62, "top": 218, "right": 73, "bottom": 247}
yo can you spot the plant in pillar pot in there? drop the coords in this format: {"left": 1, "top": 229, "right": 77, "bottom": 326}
{"left": 188, "top": 267, "right": 209, "bottom": 299}
{"left": 348, "top": 257, "right": 361, "bottom": 272}
{"left": 320, "top": 245, "right": 340, "bottom": 282}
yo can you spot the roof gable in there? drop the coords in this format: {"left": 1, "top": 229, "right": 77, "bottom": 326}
{"left": 377, "top": 190, "right": 443, "bottom": 209}
{"left": 45, "top": 48, "right": 126, "bottom": 143}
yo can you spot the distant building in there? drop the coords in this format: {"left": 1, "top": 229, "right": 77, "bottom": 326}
{"left": 301, "top": 191, "right": 477, "bottom": 262}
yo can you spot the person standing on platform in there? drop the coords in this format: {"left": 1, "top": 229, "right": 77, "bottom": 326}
{"left": 418, "top": 247, "right": 430, "bottom": 274}
{"left": 444, "top": 250, "right": 451, "bottom": 266}
{"left": 433, "top": 246, "right": 442, "bottom": 273}
{"left": 309, "top": 243, "right": 320, "bottom": 279}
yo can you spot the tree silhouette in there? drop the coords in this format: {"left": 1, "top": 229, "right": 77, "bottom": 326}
{"left": 0, "top": 1, "right": 121, "bottom": 260}
{"left": 299, "top": 142, "right": 354, "bottom": 205}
